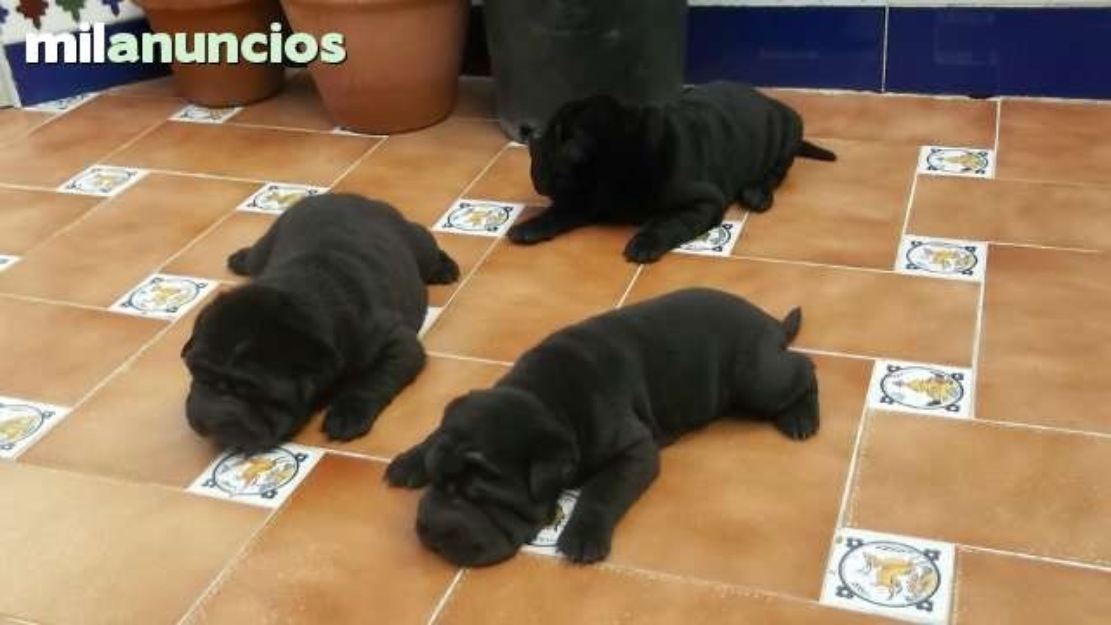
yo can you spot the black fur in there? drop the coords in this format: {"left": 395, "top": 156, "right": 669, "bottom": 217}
{"left": 181, "top": 193, "right": 459, "bottom": 453}
{"left": 386, "top": 287, "right": 819, "bottom": 566}
{"left": 509, "top": 81, "right": 837, "bottom": 263}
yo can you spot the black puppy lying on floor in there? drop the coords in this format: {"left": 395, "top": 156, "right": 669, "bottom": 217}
{"left": 508, "top": 81, "right": 836, "bottom": 263}
{"left": 386, "top": 287, "right": 819, "bottom": 566}
{"left": 181, "top": 193, "right": 460, "bottom": 453}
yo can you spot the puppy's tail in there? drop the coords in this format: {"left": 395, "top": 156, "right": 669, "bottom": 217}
{"left": 798, "top": 140, "right": 837, "bottom": 162}
{"left": 781, "top": 307, "right": 803, "bottom": 343}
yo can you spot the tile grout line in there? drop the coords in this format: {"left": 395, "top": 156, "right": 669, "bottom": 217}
{"left": 425, "top": 569, "right": 466, "bottom": 625}
{"left": 327, "top": 134, "right": 391, "bottom": 188}
{"left": 898, "top": 171, "right": 920, "bottom": 239}
{"left": 426, "top": 351, "right": 514, "bottom": 368}
{"left": 0, "top": 291, "right": 120, "bottom": 315}
{"left": 993, "top": 97, "right": 1002, "bottom": 155}
{"left": 175, "top": 503, "right": 294, "bottom": 624}
{"left": 968, "top": 267, "right": 987, "bottom": 417}
{"left": 614, "top": 264, "right": 645, "bottom": 308}
{"left": 888, "top": 406, "right": 1111, "bottom": 441}
{"left": 960, "top": 543, "right": 1111, "bottom": 575}
{"left": 834, "top": 390, "right": 874, "bottom": 530}
{"left": 879, "top": 5, "right": 890, "bottom": 93}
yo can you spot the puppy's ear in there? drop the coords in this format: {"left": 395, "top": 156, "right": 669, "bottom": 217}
{"left": 180, "top": 336, "right": 195, "bottom": 359}
{"left": 529, "top": 451, "right": 574, "bottom": 501}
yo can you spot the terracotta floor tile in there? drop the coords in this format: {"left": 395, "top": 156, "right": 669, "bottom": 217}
{"left": 452, "top": 76, "right": 495, "bottom": 119}
{"left": 0, "top": 187, "right": 100, "bottom": 254}
{"left": 850, "top": 411, "right": 1111, "bottom": 567}
{"left": 440, "top": 555, "right": 891, "bottom": 625}
{"left": 0, "top": 108, "right": 52, "bottom": 145}
{"left": 163, "top": 211, "right": 277, "bottom": 284}
{"left": 739, "top": 139, "right": 917, "bottom": 268}
{"left": 0, "top": 462, "right": 266, "bottom": 625}
{"left": 955, "top": 549, "right": 1111, "bottom": 625}
{"left": 767, "top": 90, "right": 997, "bottom": 146}
{"left": 0, "top": 96, "right": 183, "bottom": 188}
{"left": 331, "top": 117, "right": 508, "bottom": 224}
{"left": 628, "top": 254, "right": 979, "bottom": 366}
{"left": 997, "top": 99, "right": 1111, "bottom": 186}
{"left": 977, "top": 246, "right": 1111, "bottom": 434}
{"left": 423, "top": 226, "right": 638, "bottom": 362}
{"left": 0, "top": 174, "right": 255, "bottom": 306}
{"left": 428, "top": 232, "right": 496, "bottom": 307}
{"left": 229, "top": 71, "right": 334, "bottom": 132}
{"left": 465, "top": 144, "right": 547, "bottom": 206}
{"left": 21, "top": 295, "right": 222, "bottom": 487}
{"left": 608, "top": 356, "right": 869, "bottom": 598}
{"left": 107, "top": 122, "right": 376, "bottom": 186}
{"left": 110, "top": 76, "right": 181, "bottom": 99}
{"left": 294, "top": 355, "right": 508, "bottom": 458}
{"left": 186, "top": 455, "right": 458, "bottom": 624}
{"left": 909, "top": 176, "right": 1111, "bottom": 251}
{"left": 0, "top": 295, "right": 163, "bottom": 406}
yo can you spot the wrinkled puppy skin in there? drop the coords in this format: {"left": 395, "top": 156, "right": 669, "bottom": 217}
{"left": 387, "top": 287, "right": 819, "bottom": 567}
{"left": 511, "top": 81, "right": 837, "bottom": 263}
{"left": 182, "top": 193, "right": 460, "bottom": 454}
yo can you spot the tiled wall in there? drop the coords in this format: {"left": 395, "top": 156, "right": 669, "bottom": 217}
{"left": 1, "top": 1, "right": 1109, "bottom": 107}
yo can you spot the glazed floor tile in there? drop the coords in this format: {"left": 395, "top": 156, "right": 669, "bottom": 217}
{"left": 2, "top": 80, "right": 1110, "bottom": 624}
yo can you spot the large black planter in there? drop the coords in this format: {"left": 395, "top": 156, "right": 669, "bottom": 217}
{"left": 483, "top": 0, "right": 688, "bottom": 142}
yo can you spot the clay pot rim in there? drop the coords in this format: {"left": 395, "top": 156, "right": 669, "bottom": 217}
{"left": 282, "top": 0, "right": 457, "bottom": 7}
{"left": 135, "top": 0, "right": 278, "bottom": 9}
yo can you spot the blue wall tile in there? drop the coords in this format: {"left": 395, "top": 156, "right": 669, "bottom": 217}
{"left": 6, "top": 19, "right": 170, "bottom": 106}
{"left": 685, "top": 7, "right": 885, "bottom": 91}
{"left": 887, "top": 7, "right": 1111, "bottom": 99}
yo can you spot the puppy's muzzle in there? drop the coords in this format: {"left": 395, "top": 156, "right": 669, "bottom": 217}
{"left": 415, "top": 490, "right": 519, "bottom": 567}
{"left": 185, "top": 387, "right": 279, "bottom": 453}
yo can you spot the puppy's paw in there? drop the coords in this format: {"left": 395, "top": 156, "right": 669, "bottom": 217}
{"left": 740, "top": 187, "right": 774, "bottom": 213}
{"left": 322, "top": 396, "right": 380, "bottom": 442}
{"left": 557, "top": 513, "right": 613, "bottom": 564}
{"left": 506, "top": 222, "right": 551, "bottom": 245}
{"left": 623, "top": 232, "right": 670, "bottom": 264}
{"left": 773, "top": 396, "right": 820, "bottom": 441}
{"left": 227, "top": 248, "right": 252, "bottom": 276}
{"left": 427, "top": 251, "right": 461, "bottom": 285}
{"left": 385, "top": 448, "right": 430, "bottom": 488}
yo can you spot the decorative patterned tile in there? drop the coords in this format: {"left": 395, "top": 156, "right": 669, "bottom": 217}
{"left": 895, "top": 236, "right": 988, "bottom": 283}
{"left": 917, "top": 146, "right": 995, "bottom": 179}
{"left": 185, "top": 443, "right": 325, "bottom": 509}
{"left": 674, "top": 220, "right": 744, "bottom": 257}
{"left": 236, "top": 182, "right": 328, "bottom": 215}
{"left": 867, "top": 359, "right": 975, "bottom": 419}
{"left": 23, "top": 92, "right": 98, "bottom": 113}
{"left": 108, "top": 273, "right": 217, "bottom": 321}
{"left": 521, "top": 490, "right": 580, "bottom": 558}
{"left": 0, "top": 255, "right": 20, "bottom": 272}
{"left": 170, "top": 104, "right": 242, "bottom": 124}
{"left": 0, "top": 396, "right": 71, "bottom": 460}
{"left": 820, "top": 527, "right": 955, "bottom": 624}
{"left": 431, "top": 199, "right": 525, "bottom": 238}
{"left": 57, "top": 165, "right": 147, "bottom": 197}
{"left": 419, "top": 306, "right": 443, "bottom": 338}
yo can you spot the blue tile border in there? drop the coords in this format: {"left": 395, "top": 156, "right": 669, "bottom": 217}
{"left": 5, "top": 5, "right": 1111, "bottom": 107}
{"left": 5, "top": 18, "right": 169, "bottom": 106}
{"left": 886, "top": 7, "right": 1111, "bottom": 99}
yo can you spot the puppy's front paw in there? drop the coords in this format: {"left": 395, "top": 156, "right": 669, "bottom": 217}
{"left": 557, "top": 513, "right": 613, "bottom": 564}
{"left": 385, "top": 448, "right": 429, "bottom": 488}
{"left": 227, "top": 248, "right": 252, "bottom": 276}
{"left": 322, "top": 396, "right": 380, "bottom": 442}
{"left": 773, "top": 393, "right": 820, "bottom": 441}
{"left": 623, "top": 232, "right": 670, "bottom": 264}
{"left": 506, "top": 222, "right": 550, "bottom": 245}
{"left": 427, "top": 251, "right": 461, "bottom": 285}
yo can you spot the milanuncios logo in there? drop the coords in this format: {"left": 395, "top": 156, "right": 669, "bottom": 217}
{"left": 24, "top": 21, "right": 346, "bottom": 65}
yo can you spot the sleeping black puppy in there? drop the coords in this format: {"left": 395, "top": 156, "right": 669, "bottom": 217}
{"left": 386, "top": 287, "right": 819, "bottom": 567}
{"left": 508, "top": 81, "right": 836, "bottom": 263}
{"left": 181, "top": 193, "right": 460, "bottom": 454}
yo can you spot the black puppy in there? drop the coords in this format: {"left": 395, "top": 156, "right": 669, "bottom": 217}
{"left": 386, "top": 287, "right": 818, "bottom": 566}
{"left": 181, "top": 193, "right": 460, "bottom": 453}
{"left": 508, "top": 81, "right": 836, "bottom": 262}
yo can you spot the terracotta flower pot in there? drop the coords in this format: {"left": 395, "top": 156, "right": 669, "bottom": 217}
{"left": 137, "top": 0, "right": 286, "bottom": 107}
{"left": 280, "top": 0, "right": 468, "bottom": 134}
